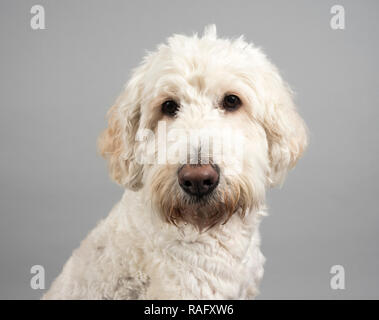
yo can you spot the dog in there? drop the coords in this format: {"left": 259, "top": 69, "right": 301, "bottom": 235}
{"left": 43, "top": 25, "right": 307, "bottom": 300}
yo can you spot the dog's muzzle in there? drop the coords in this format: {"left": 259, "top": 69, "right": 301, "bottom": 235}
{"left": 178, "top": 164, "right": 220, "bottom": 198}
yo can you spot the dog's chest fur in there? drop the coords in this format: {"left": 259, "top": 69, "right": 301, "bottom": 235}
{"left": 43, "top": 190, "right": 265, "bottom": 300}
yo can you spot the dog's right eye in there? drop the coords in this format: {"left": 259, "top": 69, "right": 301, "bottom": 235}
{"left": 222, "top": 94, "right": 242, "bottom": 111}
{"left": 162, "top": 100, "right": 179, "bottom": 116}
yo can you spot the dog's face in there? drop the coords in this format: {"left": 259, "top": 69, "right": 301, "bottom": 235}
{"left": 98, "top": 26, "right": 307, "bottom": 230}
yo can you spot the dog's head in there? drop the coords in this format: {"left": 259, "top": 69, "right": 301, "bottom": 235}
{"left": 98, "top": 25, "right": 307, "bottom": 230}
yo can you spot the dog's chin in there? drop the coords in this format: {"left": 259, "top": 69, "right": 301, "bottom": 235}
{"left": 162, "top": 191, "right": 247, "bottom": 231}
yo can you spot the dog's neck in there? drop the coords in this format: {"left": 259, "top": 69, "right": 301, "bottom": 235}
{"left": 115, "top": 189, "right": 266, "bottom": 299}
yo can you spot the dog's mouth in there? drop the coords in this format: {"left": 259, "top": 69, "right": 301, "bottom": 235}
{"left": 185, "top": 188, "right": 218, "bottom": 204}
{"left": 152, "top": 167, "right": 252, "bottom": 230}
{"left": 167, "top": 189, "right": 245, "bottom": 231}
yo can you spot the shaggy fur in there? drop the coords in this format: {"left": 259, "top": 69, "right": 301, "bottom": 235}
{"left": 43, "top": 25, "right": 307, "bottom": 300}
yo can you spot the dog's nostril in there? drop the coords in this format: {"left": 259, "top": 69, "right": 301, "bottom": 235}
{"left": 178, "top": 164, "right": 220, "bottom": 197}
{"left": 203, "top": 179, "right": 212, "bottom": 186}
{"left": 184, "top": 180, "right": 192, "bottom": 187}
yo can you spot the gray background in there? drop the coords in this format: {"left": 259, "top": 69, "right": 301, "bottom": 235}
{"left": 0, "top": 0, "right": 378, "bottom": 299}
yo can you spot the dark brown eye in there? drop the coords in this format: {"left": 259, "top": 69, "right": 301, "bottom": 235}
{"left": 162, "top": 100, "right": 179, "bottom": 116}
{"left": 222, "top": 94, "right": 241, "bottom": 111}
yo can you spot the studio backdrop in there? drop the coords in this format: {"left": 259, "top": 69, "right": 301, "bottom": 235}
{"left": 0, "top": 0, "right": 378, "bottom": 299}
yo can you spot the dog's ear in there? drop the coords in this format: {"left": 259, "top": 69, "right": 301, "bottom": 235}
{"left": 260, "top": 66, "right": 308, "bottom": 187}
{"left": 98, "top": 68, "right": 146, "bottom": 190}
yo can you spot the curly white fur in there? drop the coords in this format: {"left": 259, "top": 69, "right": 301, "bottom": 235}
{"left": 43, "top": 25, "right": 307, "bottom": 300}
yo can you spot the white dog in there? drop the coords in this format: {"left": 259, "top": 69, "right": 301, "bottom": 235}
{"left": 43, "top": 25, "right": 307, "bottom": 300}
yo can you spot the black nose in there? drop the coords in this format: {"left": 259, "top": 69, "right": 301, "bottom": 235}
{"left": 178, "top": 164, "right": 219, "bottom": 197}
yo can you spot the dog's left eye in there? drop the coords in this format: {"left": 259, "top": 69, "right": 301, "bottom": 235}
{"left": 162, "top": 100, "right": 179, "bottom": 116}
{"left": 222, "top": 94, "right": 242, "bottom": 111}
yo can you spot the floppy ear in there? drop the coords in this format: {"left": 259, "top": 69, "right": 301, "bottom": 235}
{"left": 261, "top": 66, "right": 308, "bottom": 187}
{"left": 97, "top": 69, "right": 146, "bottom": 190}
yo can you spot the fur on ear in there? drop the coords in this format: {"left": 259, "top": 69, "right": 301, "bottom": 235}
{"left": 260, "top": 66, "right": 308, "bottom": 187}
{"left": 98, "top": 68, "right": 146, "bottom": 190}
